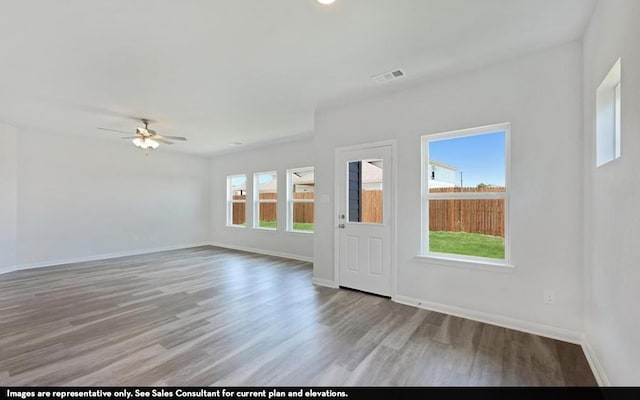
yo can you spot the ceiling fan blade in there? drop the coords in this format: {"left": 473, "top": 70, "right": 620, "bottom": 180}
{"left": 98, "top": 127, "right": 132, "bottom": 134}
{"left": 121, "top": 136, "right": 140, "bottom": 139}
{"left": 155, "top": 135, "right": 187, "bottom": 141}
{"left": 155, "top": 138, "right": 174, "bottom": 145}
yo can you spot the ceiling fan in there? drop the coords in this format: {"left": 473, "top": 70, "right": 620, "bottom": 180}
{"left": 98, "top": 119, "right": 187, "bottom": 154}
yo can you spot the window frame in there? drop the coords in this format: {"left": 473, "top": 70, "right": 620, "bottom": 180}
{"left": 253, "top": 171, "right": 278, "bottom": 231}
{"left": 226, "top": 174, "right": 247, "bottom": 228}
{"left": 286, "top": 167, "right": 315, "bottom": 234}
{"left": 596, "top": 57, "right": 621, "bottom": 167}
{"left": 614, "top": 81, "right": 621, "bottom": 159}
{"left": 420, "top": 123, "right": 511, "bottom": 267}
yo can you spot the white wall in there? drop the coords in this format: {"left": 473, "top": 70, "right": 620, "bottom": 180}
{"left": 210, "top": 138, "right": 314, "bottom": 261}
{"left": 0, "top": 123, "right": 18, "bottom": 273}
{"left": 15, "top": 130, "right": 210, "bottom": 268}
{"left": 583, "top": 0, "right": 640, "bottom": 385}
{"left": 314, "top": 42, "right": 585, "bottom": 337}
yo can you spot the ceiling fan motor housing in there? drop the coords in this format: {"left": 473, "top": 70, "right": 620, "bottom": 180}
{"left": 136, "top": 127, "right": 156, "bottom": 136}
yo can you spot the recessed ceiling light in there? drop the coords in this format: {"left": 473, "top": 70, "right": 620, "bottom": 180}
{"left": 317, "top": 0, "right": 336, "bottom": 5}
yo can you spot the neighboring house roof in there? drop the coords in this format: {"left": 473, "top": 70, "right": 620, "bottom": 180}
{"left": 362, "top": 160, "right": 383, "bottom": 184}
{"left": 429, "top": 159, "right": 458, "bottom": 171}
{"left": 291, "top": 170, "right": 314, "bottom": 186}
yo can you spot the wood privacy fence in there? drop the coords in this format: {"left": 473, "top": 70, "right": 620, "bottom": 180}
{"left": 234, "top": 188, "right": 504, "bottom": 237}
{"left": 291, "top": 193, "right": 314, "bottom": 223}
{"left": 231, "top": 193, "right": 314, "bottom": 224}
{"left": 231, "top": 195, "right": 246, "bottom": 225}
{"left": 361, "top": 190, "right": 383, "bottom": 224}
{"left": 429, "top": 187, "right": 505, "bottom": 237}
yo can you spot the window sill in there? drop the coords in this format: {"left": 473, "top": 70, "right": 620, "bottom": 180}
{"left": 253, "top": 227, "right": 277, "bottom": 232}
{"left": 286, "top": 230, "right": 314, "bottom": 236}
{"left": 415, "top": 254, "right": 514, "bottom": 273}
{"left": 226, "top": 225, "right": 247, "bottom": 229}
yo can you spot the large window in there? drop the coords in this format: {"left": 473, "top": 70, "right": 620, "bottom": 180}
{"left": 227, "top": 174, "right": 247, "bottom": 227}
{"left": 422, "top": 123, "right": 509, "bottom": 264}
{"left": 287, "top": 167, "right": 315, "bottom": 233}
{"left": 254, "top": 171, "right": 277, "bottom": 230}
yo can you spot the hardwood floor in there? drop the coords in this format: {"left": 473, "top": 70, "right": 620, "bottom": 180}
{"left": 0, "top": 246, "right": 596, "bottom": 386}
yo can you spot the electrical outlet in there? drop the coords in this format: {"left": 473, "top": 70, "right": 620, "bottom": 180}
{"left": 543, "top": 290, "right": 556, "bottom": 304}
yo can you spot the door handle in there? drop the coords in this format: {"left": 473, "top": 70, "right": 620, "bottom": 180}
{"left": 338, "top": 224, "right": 345, "bottom": 229}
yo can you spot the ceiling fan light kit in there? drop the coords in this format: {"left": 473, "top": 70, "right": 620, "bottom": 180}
{"left": 98, "top": 119, "right": 187, "bottom": 155}
{"left": 132, "top": 137, "right": 159, "bottom": 149}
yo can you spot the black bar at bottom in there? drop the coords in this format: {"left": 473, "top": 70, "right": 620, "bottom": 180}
{"left": 0, "top": 387, "right": 639, "bottom": 400}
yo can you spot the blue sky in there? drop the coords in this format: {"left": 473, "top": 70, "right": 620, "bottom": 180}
{"left": 428, "top": 131, "right": 505, "bottom": 187}
{"left": 231, "top": 174, "right": 274, "bottom": 186}
{"left": 231, "top": 175, "right": 246, "bottom": 186}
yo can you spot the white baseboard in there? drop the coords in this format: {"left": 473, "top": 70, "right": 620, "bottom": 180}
{"left": 581, "top": 338, "right": 610, "bottom": 386}
{"left": 13, "top": 242, "right": 211, "bottom": 272}
{"left": 0, "top": 265, "right": 16, "bottom": 275}
{"left": 394, "top": 294, "right": 583, "bottom": 345}
{"left": 312, "top": 277, "right": 339, "bottom": 289}
{"left": 209, "top": 242, "right": 313, "bottom": 263}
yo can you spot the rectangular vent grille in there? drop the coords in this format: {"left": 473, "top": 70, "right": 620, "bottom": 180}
{"left": 371, "top": 69, "right": 405, "bottom": 83}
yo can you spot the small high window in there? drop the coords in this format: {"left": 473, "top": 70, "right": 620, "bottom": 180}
{"left": 596, "top": 58, "right": 622, "bottom": 166}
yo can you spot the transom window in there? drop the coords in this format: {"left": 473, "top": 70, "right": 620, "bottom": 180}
{"left": 422, "top": 123, "right": 510, "bottom": 264}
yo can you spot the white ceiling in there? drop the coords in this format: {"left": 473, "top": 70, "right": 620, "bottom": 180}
{"left": 0, "top": 0, "right": 595, "bottom": 155}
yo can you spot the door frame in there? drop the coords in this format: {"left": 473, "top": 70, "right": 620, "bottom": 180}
{"left": 333, "top": 140, "right": 398, "bottom": 299}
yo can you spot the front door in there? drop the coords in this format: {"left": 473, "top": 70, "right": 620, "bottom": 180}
{"left": 336, "top": 144, "right": 393, "bottom": 297}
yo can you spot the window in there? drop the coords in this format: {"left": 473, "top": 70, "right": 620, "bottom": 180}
{"left": 596, "top": 58, "right": 621, "bottom": 166}
{"left": 287, "top": 167, "right": 315, "bottom": 233}
{"left": 422, "top": 123, "right": 509, "bottom": 264}
{"left": 254, "top": 171, "right": 277, "bottom": 230}
{"left": 227, "top": 174, "right": 247, "bottom": 227}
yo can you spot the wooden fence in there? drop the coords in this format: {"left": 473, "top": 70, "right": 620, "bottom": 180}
{"left": 429, "top": 187, "right": 505, "bottom": 237}
{"left": 231, "top": 193, "right": 314, "bottom": 224}
{"left": 231, "top": 195, "right": 247, "bottom": 225}
{"left": 292, "top": 193, "right": 314, "bottom": 224}
{"left": 362, "top": 190, "right": 383, "bottom": 224}
{"left": 233, "top": 187, "right": 504, "bottom": 237}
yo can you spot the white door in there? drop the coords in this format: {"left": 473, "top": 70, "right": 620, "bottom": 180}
{"left": 336, "top": 145, "right": 393, "bottom": 297}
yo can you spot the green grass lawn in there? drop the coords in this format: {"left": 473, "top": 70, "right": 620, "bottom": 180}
{"left": 292, "top": 222, "right": 314, "bottom": 232}
{"left": 429, "top": 231, "right": 504, "bottom": 259}
{"left": 258, "top": 221, "right": 314, "bottom": 232}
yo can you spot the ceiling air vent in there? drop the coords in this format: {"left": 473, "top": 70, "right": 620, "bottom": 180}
{"left": 371, "top": 69, "right": 405, "bottom": 84}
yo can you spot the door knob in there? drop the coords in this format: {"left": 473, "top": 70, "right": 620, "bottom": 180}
{"left": 338, "top": 224, "right": 345, "bottom": 229}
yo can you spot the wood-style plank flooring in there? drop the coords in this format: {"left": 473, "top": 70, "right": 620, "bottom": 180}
{"left": 0, "top": 246, "right": 596, "bottom": 386}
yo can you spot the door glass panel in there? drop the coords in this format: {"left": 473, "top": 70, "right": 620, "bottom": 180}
{"left": 348, "top": 159, "right": 383, "bottom": 224}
